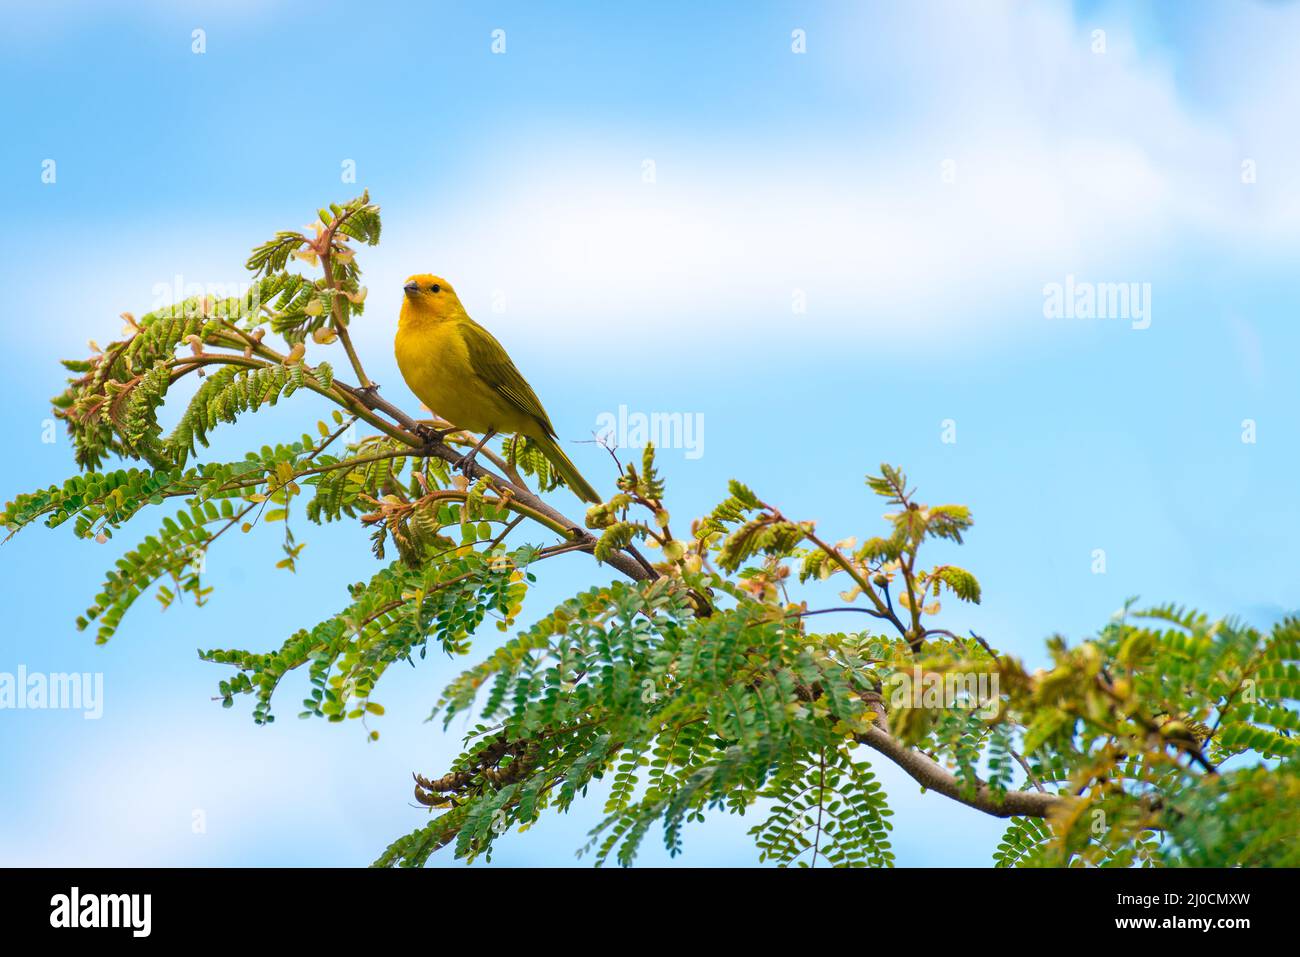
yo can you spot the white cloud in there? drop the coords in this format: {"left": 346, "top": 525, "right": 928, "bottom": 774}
{"left": 353, "top": 0, "right": 1293, "bottom": 353}
{"left": 19, "top": 0, "right": 1300, "bottom": 366}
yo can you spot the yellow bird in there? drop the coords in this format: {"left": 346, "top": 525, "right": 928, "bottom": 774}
{"left": 394, "top": 274, "right": 602, "bottom": 504}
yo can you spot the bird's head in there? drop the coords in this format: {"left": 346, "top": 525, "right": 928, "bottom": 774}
{"left": 401, "top": 274, "right": 461, "bottom": 320}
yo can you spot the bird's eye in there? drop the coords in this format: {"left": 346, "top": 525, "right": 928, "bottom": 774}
{"left": 430, "top": 284, "right": 440, "bottom": 293}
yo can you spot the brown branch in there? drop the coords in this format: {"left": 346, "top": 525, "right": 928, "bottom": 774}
{"left": 1012, "top": 749, "right": 1048, "bottom": 793}
{"left": 854, "top": 723, "right": 1065, "bottom": 819}
{"left": 160, "top": 332, "right": 654, "bottom": 584}
{"left": 800, "top": 526, "right": 910, "bottom": 641}
{"left": 329, "top": 377, "right": 654, "bottom": 584}
{"left": 316, "top": 204, "right": 374, "bottom": 390}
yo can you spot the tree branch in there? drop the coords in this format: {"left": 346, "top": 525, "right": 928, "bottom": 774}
{"left": 165, "top": 329, "right": 655, "bottom": 585}
{"left": 854, "top": 723, "right": 1065, "bottom": 819}
{"left": 326, "top": 372, "right": 655, "bottom": 584}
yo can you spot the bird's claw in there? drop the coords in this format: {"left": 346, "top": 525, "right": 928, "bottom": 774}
{"left": 448, "top": 430, "right": 496, "bottom": 476}
{"left": 414, "top": 423, "right": 447, "bottom": 447}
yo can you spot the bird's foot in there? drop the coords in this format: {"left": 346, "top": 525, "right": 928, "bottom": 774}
{"left": 414, "top": 423, "right": 448, "bottom": 448}
{"left": 356, "top": 381, "right": 382, "bottom": 396}
{"left": 451, "top": 430, "right": 496, "bottom": 475}
{"left": 452, "top": 449, "right": 480, "bottom": 474}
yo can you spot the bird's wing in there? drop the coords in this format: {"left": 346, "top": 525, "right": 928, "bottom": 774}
{"left": 457, "top": 318, "right": 557, "bottom": 437}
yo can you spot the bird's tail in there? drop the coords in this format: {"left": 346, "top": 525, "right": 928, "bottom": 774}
{"left": 532, "top": 432, "right": 601, "bottom": 504}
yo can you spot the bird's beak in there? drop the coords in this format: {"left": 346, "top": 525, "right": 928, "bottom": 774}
{"left": 403, "top": 280, "right": 419, "bottom": 296}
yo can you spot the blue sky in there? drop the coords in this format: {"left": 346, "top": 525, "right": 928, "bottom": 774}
{"left": 2, "top": 0, "right": 1298, "bottom": 866}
